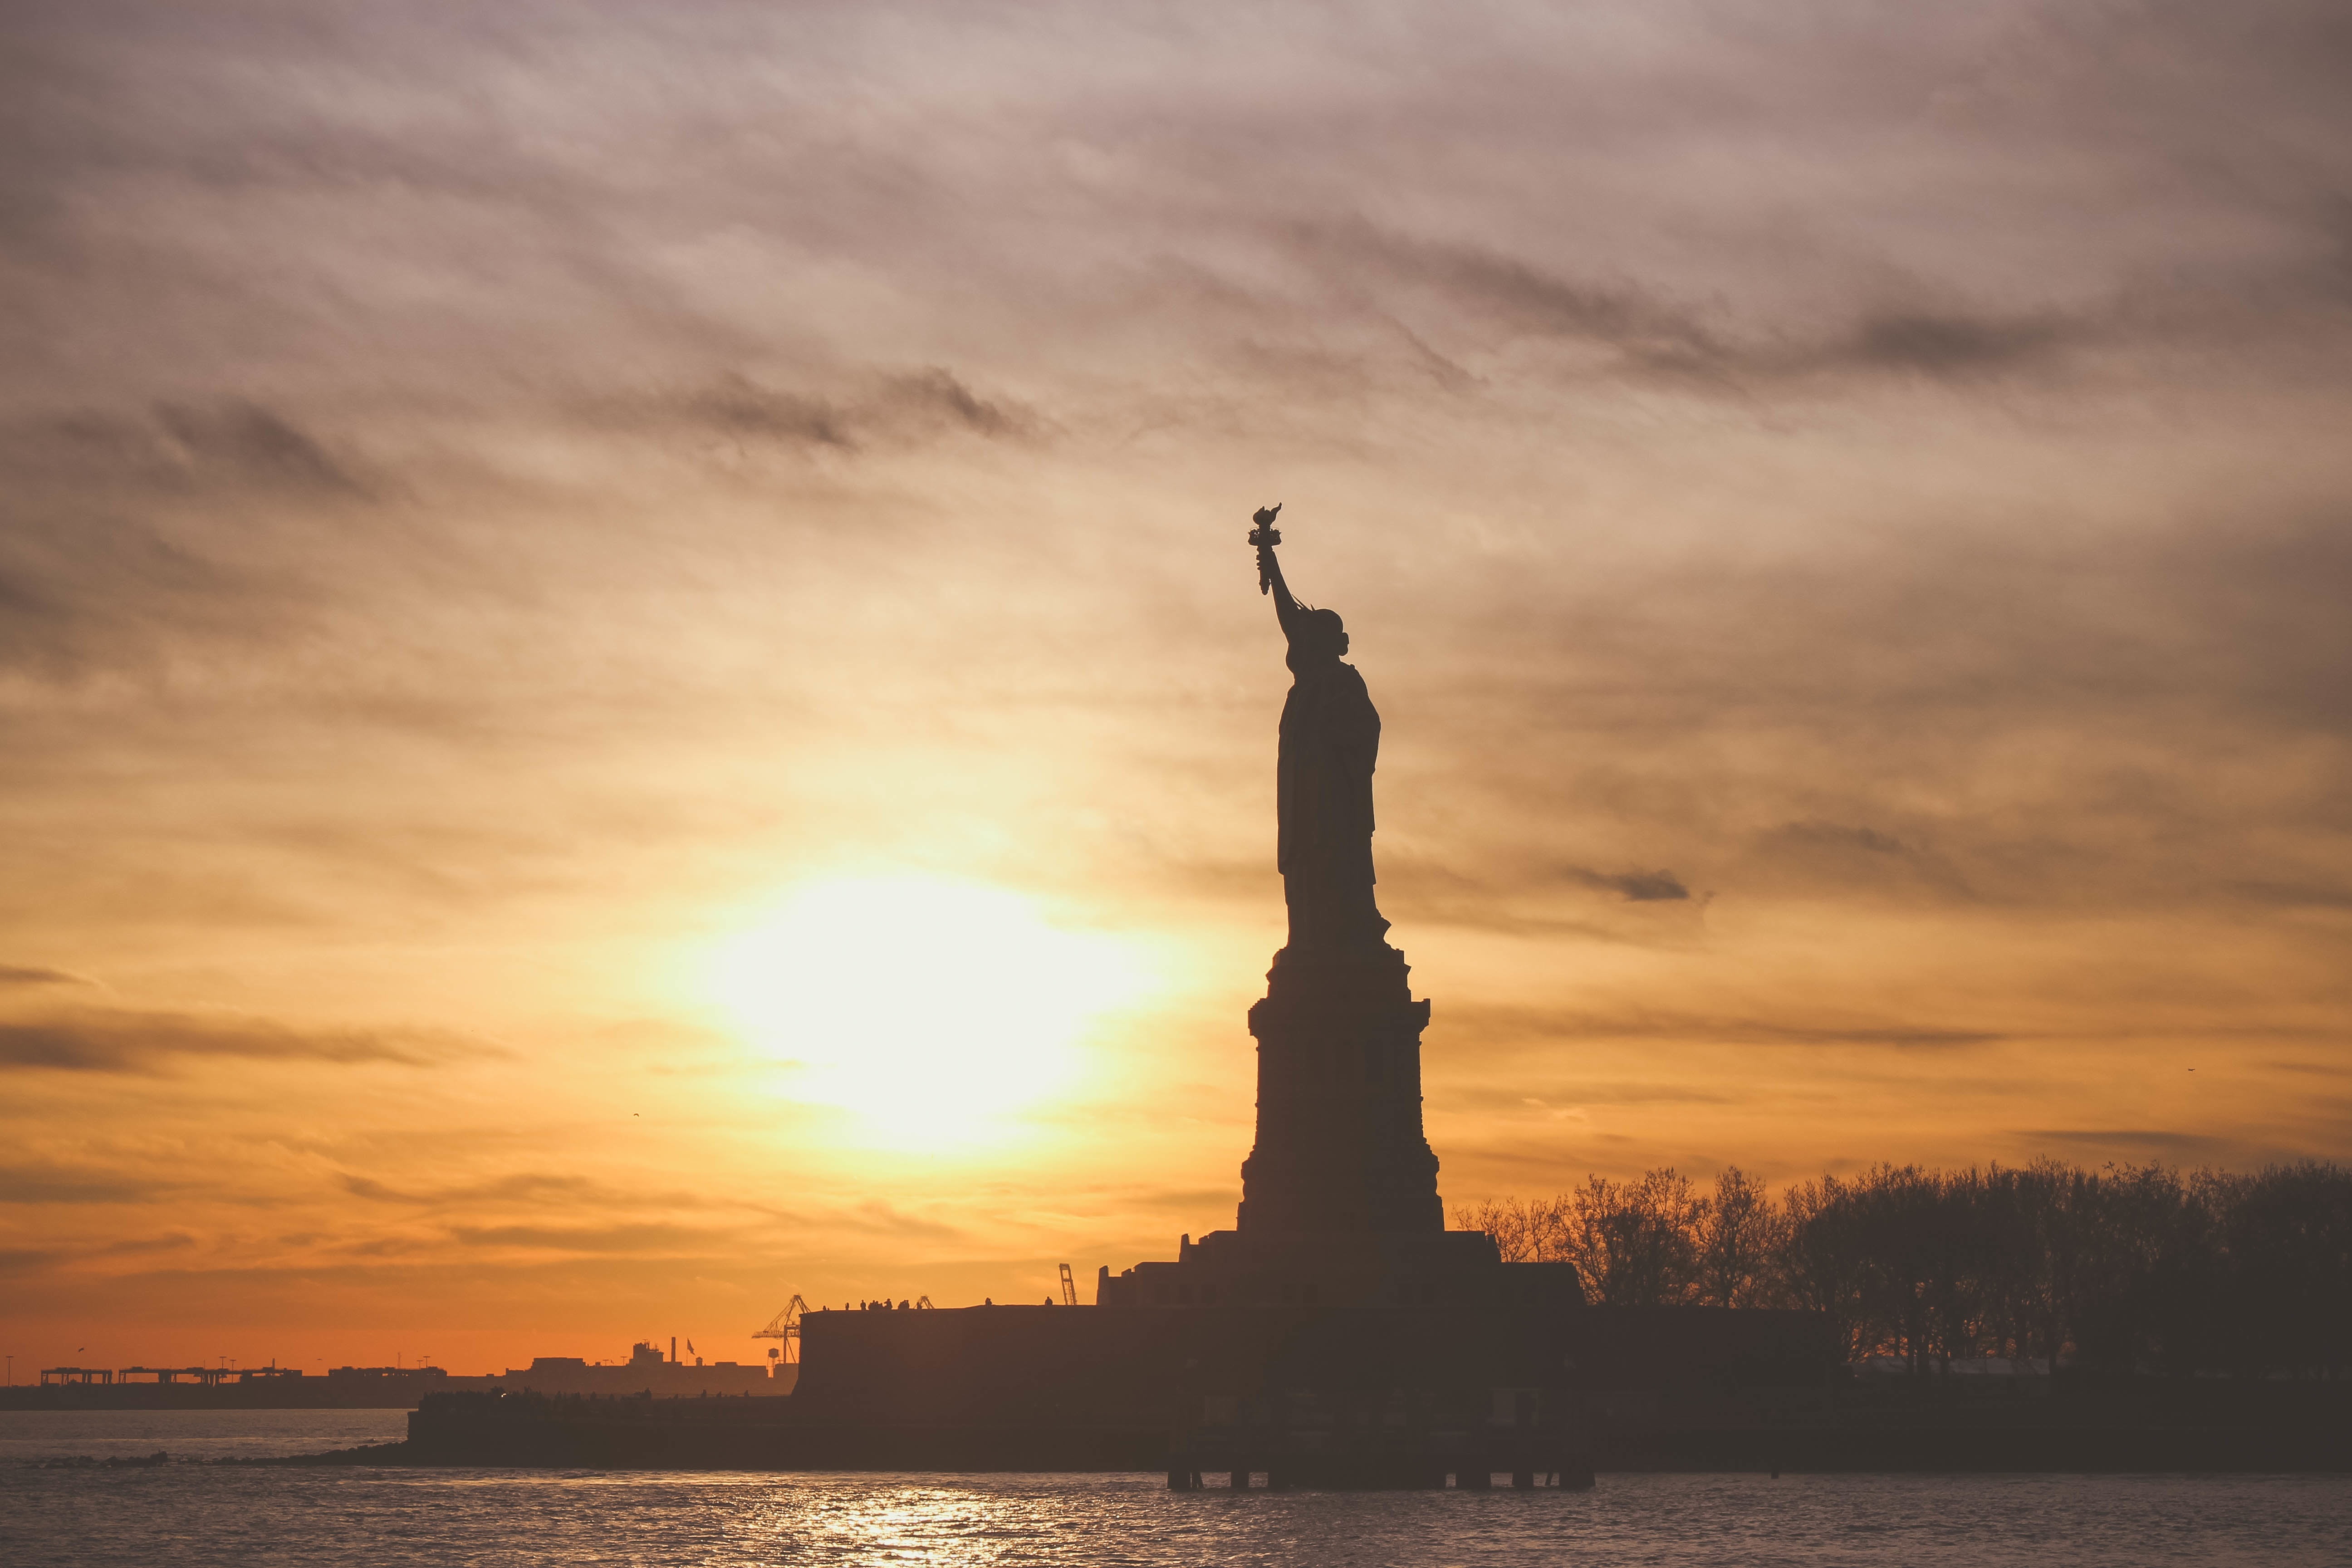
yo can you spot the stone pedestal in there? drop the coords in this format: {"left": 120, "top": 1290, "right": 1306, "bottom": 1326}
{"left": 1236, "top": 944, "right": 1442, "bottom": 1235}
{"left": 1100, "top": 940, "right": 1581, "bottom": 1312}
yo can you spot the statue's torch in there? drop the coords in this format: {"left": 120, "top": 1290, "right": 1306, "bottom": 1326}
{"left": 1248, "top": 504, "right": 1282, "bottom": 594}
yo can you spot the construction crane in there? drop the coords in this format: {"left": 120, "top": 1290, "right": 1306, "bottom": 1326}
{"left": 753, "top": 1294, "right": 808, "bottom": 1364}
{"left": 1058, "top": 1264, "right": 1078, "bottom": 1306}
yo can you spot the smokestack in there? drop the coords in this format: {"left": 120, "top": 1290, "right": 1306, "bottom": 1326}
{"left": 670, "top": 1336, "right": 676, "bottom": 1365}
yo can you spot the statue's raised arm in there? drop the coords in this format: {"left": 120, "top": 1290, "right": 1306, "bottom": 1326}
{"left": 1249, "top": 504, "right": 1308, "bottom": 641}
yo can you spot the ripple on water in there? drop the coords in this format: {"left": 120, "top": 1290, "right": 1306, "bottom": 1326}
{"left": 3, "top": 1417, "right": 2348, "bottom": 1568}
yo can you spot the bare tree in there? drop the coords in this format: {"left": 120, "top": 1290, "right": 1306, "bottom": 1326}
{"left": 1463, "top": 1159, "right": 2349, "bottom": 1381}
{"left": 1453, "top": 1197, "right": 1535, "bottom": 1262}
{"left": 1563, "top": 1169, "right": 1707, "bottom": 1306}
{"left": 1697, "top": 1166, "right": 1785, "bottom": 1308}
{"left": 1781, "top": 1172, "right": 1869, "bottom": 1360}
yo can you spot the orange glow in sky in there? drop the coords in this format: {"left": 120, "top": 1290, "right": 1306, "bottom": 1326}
{"left": 1, "top": 1, "right": 2347, "bottom": 1377}
{"left": 702, "top": 875, "right": 1156, "bottom": 1147}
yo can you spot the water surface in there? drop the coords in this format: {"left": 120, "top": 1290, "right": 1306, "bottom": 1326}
{"left": 0, "top": 1407, "right": 409, "bottom": 1464}
{"left": 5, "top": 1411, "right": 2345, "bottom": 1566}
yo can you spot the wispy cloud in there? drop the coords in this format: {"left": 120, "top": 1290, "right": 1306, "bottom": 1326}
{"left": 0, "top": 1010, "right": 490, "bottom": 1074}
{"left": 0, "top": 1163, "right": 172, "bottom": 1205}
{"left": 2, "top": 403, "right": 370, "bottom": 497}
{"left": 1317, "top": 223, "right": 2095, "bottom": 387}
{"left": 1562, "top": 867, "right": 1692, "bottom": 902}
{"left": 447, "top": 1223, "right": 737, "bottom": 1255}
{"left": 0, "top": 965, "right": 88, "bottom": 988}
{"left": 337, "top": 1171, "right": 706, "bottom": 1210}
{"left": 621, "top": 368, "right": 1040, "bottom": 453}
{"left": 1441, "top": 1004, "right": 2009, "bottom": 1053}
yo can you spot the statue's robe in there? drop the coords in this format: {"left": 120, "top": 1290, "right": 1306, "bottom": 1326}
{"left": 1277, "top": 656, "right": 1388, "bottom": 951}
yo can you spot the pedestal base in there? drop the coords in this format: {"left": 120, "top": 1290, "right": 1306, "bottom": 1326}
{"left": 1237, "top": 944, "right": 1443, "bottom": 1235}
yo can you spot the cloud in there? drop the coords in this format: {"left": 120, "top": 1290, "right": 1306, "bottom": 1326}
{"left": 447, "top": 1223, "right": 735, "bottom": 1254}
{"left": 1562, "top": 867, "right": 1691, "bottom": 902}
{"left": 2220, "top": 880, "right": 2352, "bottom": 910}
{"left": 1368, "top": 856, "right": 1700, "bottom": 940}
{"left": 0, "top": 1163, "right": 169, "bottom": 1204}
{"left": 337, "top": 1171, "right": 705, "bottom": 1210}
{"left": 0, "top": 401, "right": 366, "bottom": 682}
{"left": 839, "top": 1200, "right": 964, "bottom": 1242}
{"left": 0, "top": 1232, "right": 193, "bottom": 1275}
{"left": 868, "top": 369, "right": 1039, "bottom": 441}
{"left": 0, "top": 965, "right": 88, "bottom": 987}
{"left": 2015, "top": 1128, "right": 2263, "bottom": 1164}
{"left": 1377, "top": 503, "right": 2352, "bottom": 923}
{"left": 92, "top": 1231, "right": 197, "bottom": 1258}
{"left": 665, "top": 376, "right": 851, "bottom": 448}
{"left": 1742, "top": 821, "right": 1976, "bottom": 899}
{"left": 1331, "top": 227, "right": 1728, "bottom": 370}
{"left": 1440, "top": 1004, "right": 2008, "bottom": 1053}
{"left": 1330, "top": 224, "right": 2092, "bottom": 386}
{"left": 0, "top": 1010, "right": 488, "bottom": 1074}
{"left": 624, "top": 368, "right": 1039, "bottom": 454}
{"left": 0, "top": 506, "right": 260, "bottom": 681}
{"left": 1446, "top": 1082, "right": 1735, "bottom": 1110}
{"left": 1386, "top": 898, "right": 1663, "bottom": 943}
{"left": 1820, "top": 310, "right": 2075, "bottom": 377}
{"left": 1, "top": 402, "right": 367, "bottom": 498}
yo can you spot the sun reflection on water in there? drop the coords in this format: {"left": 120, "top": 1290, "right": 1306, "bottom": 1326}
{"left": 14, "top": 1461, "right": 2348, "bottom": 1565}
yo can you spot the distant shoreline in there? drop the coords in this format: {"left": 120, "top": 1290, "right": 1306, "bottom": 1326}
{"left": 0, "top": 1381, "right": 790, "bottom": 1414}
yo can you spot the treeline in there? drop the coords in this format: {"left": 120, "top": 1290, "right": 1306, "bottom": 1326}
{"left": 1454, "top": 1161, "right": 2351, "bottom": 1378}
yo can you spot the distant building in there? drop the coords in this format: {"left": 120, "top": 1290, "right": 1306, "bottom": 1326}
{"left": 481, "top": 1343, "right": 788, "bottom": 1398}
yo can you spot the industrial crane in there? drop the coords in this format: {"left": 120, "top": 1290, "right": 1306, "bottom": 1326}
{"left": 753, "top": 1294, "right": 808, "bottom": 1364}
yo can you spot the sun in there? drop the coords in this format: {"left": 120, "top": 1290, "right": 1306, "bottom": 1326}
{"left": 704, "top": 875, "right": 1151, "bottom": 1147}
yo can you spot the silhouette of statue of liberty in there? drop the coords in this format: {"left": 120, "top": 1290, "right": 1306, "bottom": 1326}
{"left": 1251, "top": 506, "right": 1391, "bottom": 956}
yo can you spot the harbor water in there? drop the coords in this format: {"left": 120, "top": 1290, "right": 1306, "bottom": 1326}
{"left": 4, "top": 1410, "right": 2347, "bottom": 1566}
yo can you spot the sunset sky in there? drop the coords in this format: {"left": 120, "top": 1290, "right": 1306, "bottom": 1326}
{"left": 4, "top": 1, "right": 2347, "bottom": 1375}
